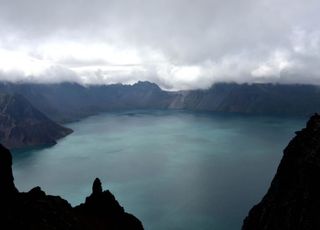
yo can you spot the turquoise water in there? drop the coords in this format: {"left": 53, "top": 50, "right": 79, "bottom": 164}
{"left": 12, "top": 110, "right": 305, "bottom": 230}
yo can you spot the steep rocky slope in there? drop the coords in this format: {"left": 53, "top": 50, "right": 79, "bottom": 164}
{"left": 0, "top": 93, "right": 72, "bottom": 149}
{"left": 0, "top": 144, "right": 144, "bottom": 230}
{"left": 242, "top": 113, "right": 320, "bottom": 230}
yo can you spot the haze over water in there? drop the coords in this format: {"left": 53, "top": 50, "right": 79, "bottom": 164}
{"left": 12, "top": 110, "right": 304, "bottom": 230}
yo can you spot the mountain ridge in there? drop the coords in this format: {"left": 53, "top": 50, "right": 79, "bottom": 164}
{"left": 1, "top": 81, "right": 319, "bottom": 123}
{"left": 0, "top": 81, "right": 174, "bottom": 123}
{"left": 2, "top": 81, "right": 320, "bottom": 148}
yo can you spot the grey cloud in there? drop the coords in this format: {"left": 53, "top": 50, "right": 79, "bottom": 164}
{"left": 0, "top": 0, "right": 319, "bottom": 89}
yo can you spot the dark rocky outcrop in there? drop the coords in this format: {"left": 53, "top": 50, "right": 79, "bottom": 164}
{"left": 0, "top": 144, "right": 18, "bottom": 199}
{"left": 242, "top": 113, "right": 320, "bottom": 230}
{"left": 75, "top": 178, "right": 144, "bottom": 230}
{"left": 0, "top": 93, "right": 73, "bottom": 149}
{"left": 0, "top": 145, "right": 143, "bottom": 230}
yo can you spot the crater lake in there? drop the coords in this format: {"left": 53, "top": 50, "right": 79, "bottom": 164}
{"left": 12, "top": 110, "right": 305, "bottom": 230}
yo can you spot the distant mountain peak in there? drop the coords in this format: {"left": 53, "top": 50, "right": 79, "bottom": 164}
{"left": 133, "top": 81, "right": 161, "bottom": 89}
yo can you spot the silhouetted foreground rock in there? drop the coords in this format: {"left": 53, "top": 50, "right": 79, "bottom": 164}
{"left": 242, "top": 113, "right": 320, "bottom": 230}
{"left": 0, "top": 145, "right": 18, "bottom": 199}
{"left": 0, "top": 145, "right": 143, "bottom": 230}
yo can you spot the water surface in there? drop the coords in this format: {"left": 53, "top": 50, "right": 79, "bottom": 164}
{"left": 12, "top": 110, "right": 305, "bottom": 230}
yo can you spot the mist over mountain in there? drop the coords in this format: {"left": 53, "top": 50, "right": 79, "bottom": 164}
{"left": 1, "top": 0, "right": 320, "bottom": 90}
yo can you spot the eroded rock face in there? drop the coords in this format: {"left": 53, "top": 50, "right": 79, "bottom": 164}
{"left": 242, "top": 113, "right": 320, "bottom": 230}
{"left": 0, "top": 145, "right": 143, "bottom": 230}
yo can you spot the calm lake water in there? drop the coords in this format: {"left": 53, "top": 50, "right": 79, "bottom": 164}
{"left": 12, "top": 110, "right": 305, "bottom": 230}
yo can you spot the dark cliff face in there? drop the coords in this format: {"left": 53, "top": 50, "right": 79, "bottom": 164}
{"left": 0, "top": 93, "right": 73, "bottom": 149}
{"left": 0, "top": 145, "right": 143, "bottom": 230}
{"left": 242, "top": 113, "right": 320, "bottom": 230}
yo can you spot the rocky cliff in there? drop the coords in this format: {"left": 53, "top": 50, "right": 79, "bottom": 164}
{"left": 0, "top": 93, "right": 73, "bottom": 149}
{"left": 0, "top": 144, "right": 144, "bottom": 230}
{"left": 242, "top": 113, "right": 320, "bottom": 230}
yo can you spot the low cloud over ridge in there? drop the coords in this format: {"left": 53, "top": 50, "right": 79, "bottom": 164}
{"left": 0, "top": 0, "right": 320, "bottom": 90}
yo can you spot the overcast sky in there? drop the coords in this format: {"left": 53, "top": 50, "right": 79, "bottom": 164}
{"left": 0, "top": 0, "right": 319, "bottom": 90}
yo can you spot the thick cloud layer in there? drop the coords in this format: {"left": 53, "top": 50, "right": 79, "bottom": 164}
{"left": 0, "top": 0, "right": 319, "bottom": 90}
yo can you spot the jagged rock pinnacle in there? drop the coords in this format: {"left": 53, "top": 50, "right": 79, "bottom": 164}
{"left": 92, "top": 178, "right": 103, "bottom": 194}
